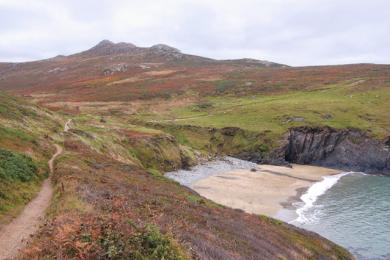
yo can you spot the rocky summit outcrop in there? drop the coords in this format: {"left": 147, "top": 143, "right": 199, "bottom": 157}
{"left": 285, "top": 126, "right": 390, "bottom": 174}
{"left": 83, "top": 40, "right": 137, "bottom": 56}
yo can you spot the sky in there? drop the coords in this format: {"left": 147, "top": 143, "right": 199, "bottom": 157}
{"left": 0, "top": 0, "right": 389, "bottom": 66}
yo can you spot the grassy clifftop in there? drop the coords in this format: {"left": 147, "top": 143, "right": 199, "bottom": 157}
{"left": 0, "top": 92, "right": 62, "bottom": 225}
{"left": 137, "top": 81, "right": 390, "bottom": 141}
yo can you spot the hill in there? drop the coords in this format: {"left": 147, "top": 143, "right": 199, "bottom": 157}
{"left": 0, "top": 41, "right": 387, "bottom": 173}
{"left": 0, "top": 40, "right": 285, "bottom": 101}
{"left": 3, "top": 40, "right": 388, "bottom": 258}
{"left": 0, "top": 90, "right": 353, "bottom": 259}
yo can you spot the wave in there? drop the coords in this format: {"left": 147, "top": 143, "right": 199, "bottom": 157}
{"left": 292, "top": 172, "right": 354, "bottom": 224}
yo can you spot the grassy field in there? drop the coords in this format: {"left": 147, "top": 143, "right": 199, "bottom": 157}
{"left": 138, "top": 82, "right": 390, "bottom": 140}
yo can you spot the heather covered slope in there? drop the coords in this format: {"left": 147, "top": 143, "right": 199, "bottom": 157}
{"left": 0, "top": 93, "right": 353, "bottom": 259}
{"left": 1, "top": 42, "right": 389, "bottom": 139}
{"left": 20, "top": 128, "right": 352, "bottom": 259}
{"left": 1, "top": 40, "right": 389, "bottom": 257}
{"left": 1, "top": 41, "right": 389, "bottom": 170}
{"left": 0, "top": 40, "right": 285, "bottom": 101}
{"left": 0, "top": 92, "right": 61, "bottom": 226}
{"left": 1, "top": 42, "right": 389, "bottom": 172}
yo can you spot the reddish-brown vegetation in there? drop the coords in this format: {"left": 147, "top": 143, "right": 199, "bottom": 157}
{"left": 21, "top": 136, "right": 352, "bottom": 259}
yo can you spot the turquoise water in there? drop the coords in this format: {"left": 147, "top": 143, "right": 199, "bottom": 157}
{"left": 293, "top": 173, "right": 390, "bottom": 260}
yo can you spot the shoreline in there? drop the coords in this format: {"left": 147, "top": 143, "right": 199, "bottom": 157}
{"left": 189, "top": 163, "right": 341, "bottom": 219}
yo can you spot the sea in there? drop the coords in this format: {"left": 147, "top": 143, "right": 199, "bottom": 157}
{"left": 166, "top": 158, "right": 390, "bottom": 259}
{"left": 290, "top": 172, "right": 390, "bottom": 260}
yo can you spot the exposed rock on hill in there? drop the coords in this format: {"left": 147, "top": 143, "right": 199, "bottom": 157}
{"left": 222, "top": 58, "right": 288, "bottom": 68}
{"left": 102, "top": 63, "right": 128, "bottom": 75}
{"left": 150, "top": 44, "right": 184, "bottom": 59}
{"left": 82, "top": 39, "right": 137, "bottom": 56}
{"left": 285, "top": 126, "right": 390, "bottom": 174}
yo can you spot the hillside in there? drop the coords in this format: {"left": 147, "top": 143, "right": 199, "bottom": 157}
{"left": 4, "top": 40, "right": 390, "bottom": 258}
{"left": 1, "top": 41, "right": 387, "bottom": 173}
{"left": 0, "top": 91, "right": 353, "bottom": 259}
{"left": 0, "top": 40, "right": 285, "bottom": 101}
{"left": 0, "top": 92, "right": 62, "bottom": 226}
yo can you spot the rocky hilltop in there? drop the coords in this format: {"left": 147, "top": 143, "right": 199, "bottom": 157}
{"left": 80, "top": 39, "right": 137, "bottom": 56}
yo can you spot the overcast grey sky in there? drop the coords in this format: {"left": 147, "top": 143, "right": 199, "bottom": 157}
{"left": 0, "top": 0, "right": 389, "bottom": 66}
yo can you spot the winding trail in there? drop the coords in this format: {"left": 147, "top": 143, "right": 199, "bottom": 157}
{"left": 64, "top": 119, "right": 72, "bottom": 132}
{"left": 0, "top": 120, "right": 70, "bottom": 260}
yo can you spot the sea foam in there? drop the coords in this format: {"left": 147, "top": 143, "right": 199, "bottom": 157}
{"left": 293, "top": 172, "right": 353, "bottom": 224}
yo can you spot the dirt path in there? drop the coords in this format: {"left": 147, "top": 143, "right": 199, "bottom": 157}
{"left": 0, "top": 120, "right": 70, "bottom": 259}
{"left": 64, "top": 119, "right": 72, "bottom": 132}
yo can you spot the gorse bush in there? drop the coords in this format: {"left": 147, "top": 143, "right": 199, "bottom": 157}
{"left": 100, "top": 224, "right": 186, "bottom": 260}
{"left": 215, "top": 80, "right": 235, "bottom": 93}
{"left": 0, "top": 148, "right": 37, "bottom": 182}
{"left": 129, "top": 225, "right": 184, "bottom": 260}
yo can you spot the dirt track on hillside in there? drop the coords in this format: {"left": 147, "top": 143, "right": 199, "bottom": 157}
{"left": 0, "top": 120, "right": 70, "bottom": 259}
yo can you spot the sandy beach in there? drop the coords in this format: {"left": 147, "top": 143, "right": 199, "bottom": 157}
{"left": 191, "top": 164, "right": 340, "bottom": 219}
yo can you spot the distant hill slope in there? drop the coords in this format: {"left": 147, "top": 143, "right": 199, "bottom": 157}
{"left": 0, "top": 40, "right": 286, "bottom": 100}
{"left": 1, "top": 40, "right": 389, "bottom": 106}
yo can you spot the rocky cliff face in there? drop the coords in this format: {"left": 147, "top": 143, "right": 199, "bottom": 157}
{"left": 285, "top": 126, "right": 390, "bottom": 174}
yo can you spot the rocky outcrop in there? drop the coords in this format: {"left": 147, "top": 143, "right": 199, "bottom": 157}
{"left": 150, "top": 44, "right": 183, "bottom": 59}
{"left": 285, "top": 126, "right": 390, "bottom": 174}
{"left": 84, "top": 40, "right": 137, "bottom": 56}
{"left": 102, "top": 63, "right": 128, "bottom": 75}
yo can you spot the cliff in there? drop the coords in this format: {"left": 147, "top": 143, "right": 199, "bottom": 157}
{"left": 285, "top": 126, "right": 390, "bottom": 174}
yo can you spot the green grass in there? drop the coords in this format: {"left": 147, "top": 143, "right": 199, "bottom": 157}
{"left": 154, "top": 83, "right": 390, "bottom": 139}
{"left": 0, "top": 148, "right": 38, "bottom": 181}
{"left": 0, "top": 126, "right": 35, "bottom": 143}
{"left": 0, "top": 91, "right": 63, "bottom": 225}
{"left": 69, "top": 115, "right": 194, "bottom": 171}
{"left": 0, "top": 148, "right": 45, "bottom": 224}
{"left": 125, "top": 225, "right": 188, "bottom": 260}
{"left": 0, "top": 93, "right": 38, "bottom": 121}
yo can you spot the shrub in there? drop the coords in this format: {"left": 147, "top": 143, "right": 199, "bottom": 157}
{"left": 0, "top": 148, "right": 38, "bottom": 182}
{"left": 215, "top": 80, "right": 235, "bottom": 93}
{"left": 128, "top": 225, "right": 185, "bottom": 260}
{"left": 100, "top": 224, "right": 186, "bottom": 259}
{"left": 192, "top": 102, "right": 213, "bottom": 111}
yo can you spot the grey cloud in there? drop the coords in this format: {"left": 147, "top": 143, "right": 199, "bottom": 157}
{"left": 0, "top": 0, "right": 389, "bottom": 66}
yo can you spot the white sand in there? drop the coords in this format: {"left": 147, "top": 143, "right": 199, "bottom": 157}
{"left": 191, "top": 164, "right": 340, "bottom": 217}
